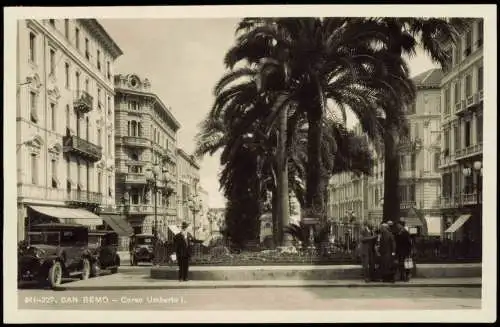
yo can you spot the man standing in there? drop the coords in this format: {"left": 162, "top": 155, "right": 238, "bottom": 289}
{"left": 360, "top": 221, "right": 377, "bottom": 282}
{"left": 394, "top": 221, "right": 412, "bottom": 281}
{"left": 173, "top": 222, "right": 194, "bottom": 281}
{"left": 379, "top": 222, "right": 397, "bottom": 283}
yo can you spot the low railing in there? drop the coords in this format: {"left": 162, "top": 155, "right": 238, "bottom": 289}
{"left": 400, "top": 200, "right": 417, "bottom": 209}
{"left": 120, "top": 204, "right": 167, "bottom": 215}
{"left": 455, "top": 143, "right": 483, "bottom": 161}
{"left": 63, "top": 135, "right": 103, "bottom": 162}
{"left": 17, "top": 184, "right": 103, "bottom": 204}
{"left": 440, "top": 196, "right": 459, "bottom": 208}
{"left": 122, "top": 136, "right": 150, "bottom": 147}
{"left": 124, "top": 173, "right": 147, "bottom": 184}
{"left": 67, "top": 189, "right": 103, "bottom": 204}
{"left": 461, "top": 192, "right": 481, "bottom": 205}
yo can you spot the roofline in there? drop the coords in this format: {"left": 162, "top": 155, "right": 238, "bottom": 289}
{"left": 177, "top": 148, "right": 200, "bottom": 169}
{"left": 115, "top": 87, "right": 181, "bottom": 131}
{"left": 80, "top": 19, "right": 124, "bottom": 59}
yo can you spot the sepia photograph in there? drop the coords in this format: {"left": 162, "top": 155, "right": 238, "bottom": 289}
{"left": 3, "top": 4, "right": 497, "bottom": 324}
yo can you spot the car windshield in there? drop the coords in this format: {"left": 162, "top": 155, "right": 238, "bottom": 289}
{"left": 136, "top": 237, "right": 153, "bottom": 245}
{"left": 28, "top": 232, "right": 60, "bottom": 245}
{"left": 88, "top": 235, "right": 101, "bottom": 246}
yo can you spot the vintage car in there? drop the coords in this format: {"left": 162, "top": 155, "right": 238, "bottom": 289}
{"left": 129, "top": 233, "right": 155, "bottom": 265}
{"left": 87, "top": 230, "right": 121, "bottom": 275}
{"left": 18, "top": 223, "right": 97, "bottom": 288}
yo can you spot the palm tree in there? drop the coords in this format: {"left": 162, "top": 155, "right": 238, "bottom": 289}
{"left": 223, "top": 17, "right": 415, "bottom": 221}
{"left": 360, "top": 17, "right": 471, "bottom": 223}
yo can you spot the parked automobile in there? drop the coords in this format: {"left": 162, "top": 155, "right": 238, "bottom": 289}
{"left": 88, "top": 230, "right": 121, "bottom": 275}
{"left": 18, "top": 223, "right": 97, "bottom": 288}
{"left": 129, "top": 233, "right": 155, "bottom": 266}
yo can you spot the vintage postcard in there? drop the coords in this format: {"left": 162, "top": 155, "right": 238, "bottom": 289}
{"left": 3, "top": 4, "right": 497, "bottom": 324}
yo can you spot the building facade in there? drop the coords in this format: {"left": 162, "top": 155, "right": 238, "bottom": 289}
{"left": 113, "top": 74, "right": 180, "bottom": 238}
{"left": 176, "top": 148, "right": 201, "bottom": 234}
{"left": 367, "top": 68, "right": 444, "bottom": 236}
{"left": 16, "top": 19, "right": 122, "bottom": 241}
{"left": 439, "top": 19, "right": 483, "bottom": 243}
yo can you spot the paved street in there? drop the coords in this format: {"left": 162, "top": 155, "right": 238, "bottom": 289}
{"left": 18, "top": 286, "right": 481, "bottom": 310}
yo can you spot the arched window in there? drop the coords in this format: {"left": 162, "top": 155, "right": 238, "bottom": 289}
{"left": 86, "top": 116, "right": 89, "bottom": 140}
{"left": 138, "top": 122, "right": 142, "bottom": 137}
{"left": 127, "top": 121, "right": 131, "bottom": 136}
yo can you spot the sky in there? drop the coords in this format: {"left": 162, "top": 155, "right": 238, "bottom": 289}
{"left": 99, "top": 18, "right": 438, "bottom": 209}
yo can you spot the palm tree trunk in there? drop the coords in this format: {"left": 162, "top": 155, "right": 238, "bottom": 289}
{"left": 276, "top": 105, "right": 290, "bottom": 246}
{"left": 305, "top": 110, "right": 324, "bottom": 213}
{"left": 382, "top": 125, "right": 401, "bottom": 223}
{"left": 271, "top": 187, "right": 279, "bottom": 248}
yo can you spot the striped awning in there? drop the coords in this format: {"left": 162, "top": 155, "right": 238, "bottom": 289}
{"left": 100, "top": 214, "right": 134, "bottom": 237}
{"left": 445, "top": 214, "right": 471, "bottom": 233}
{"left": 29, "top": 205, "right": 103, "bottom": 227}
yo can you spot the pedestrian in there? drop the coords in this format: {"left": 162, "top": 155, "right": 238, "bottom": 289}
{"left": 394, "top": 221, "right": 412, "bottom": 282}
{"left": 173, "top": 222, "right": 194, "bottom": 282}
{"left": 359, "top": 221, "right": 377, "bottom": 282}
{"left": 378, "top": 222, "right": 396, "bottom": 283}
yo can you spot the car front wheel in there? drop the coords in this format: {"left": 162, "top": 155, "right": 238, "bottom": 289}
{"left": 81, "top": 258, "right": 91, "bottom": 280}
{"left": 48, "top": 261, "right": 63, "bottom": 288}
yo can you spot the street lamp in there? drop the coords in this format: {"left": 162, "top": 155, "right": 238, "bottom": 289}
{"left": 207, "top": 211, "right": 216, "bottom": 238}
{"left": 462, "top": 160, "right": 482, "bottom": 245}
{"left": 186, "top": 192, "right": 203, "bottom": 239}
{"left": 145, "top": 162, "right": 168, "bottom": 265}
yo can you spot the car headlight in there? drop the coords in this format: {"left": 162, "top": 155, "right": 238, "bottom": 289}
{"left": 32, "top": 248, "right": 45, "bottom": 259}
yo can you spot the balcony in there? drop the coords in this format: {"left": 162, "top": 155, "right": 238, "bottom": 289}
{"left": 122, "top": 136, "right": 151, "bottom": 148}
{"left": 461, "top": 191, "right": 482, "bottom": 206}
{"left": 400, "top": 201, "right": 416, "bottom": 209}
{"left": 400, "top": 170, "right": 416, "bottom": 179}
{"left": 455, "top": 143, "right": 482, "bottom": 161}
{"left": 398, "top": 138, "right": 421, "bottom": 152}
{"left": 440, "top": 196, "right": 459, "bottom": 209}
{"left": 73, "top": 91, "right": 94, "bottom": 114}
{"left": 439, "top": 150, "right": 456, "bottom": 167}
{"left": 121, "top": 204, "right": 166, "bottom": 215}
{"left": 66, "top": 189, "right": 103, "bottom": 205}
{"left": 124, "top": 173, "right": 147, "bottom": 185}
{"left": 454, "top": 101, "right": 464, "bottom": 115}
{"left": 63, "top": 135, "right": 103, "bottom": 162}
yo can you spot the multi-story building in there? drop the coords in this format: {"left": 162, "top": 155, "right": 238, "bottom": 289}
{"left": 16, "top": 19, "right": 122, "bottom": 241}
{"left": 113, "top": 73, "right": 180, "bottom": 238}
{"left": 176, "top": 148, "right": 201, "bottom": 232}
{"left": 367, "top": 68, "right": 444, "bottom": 236}
{"left": 439, "top": 19, "right": 483, "bottom": 243}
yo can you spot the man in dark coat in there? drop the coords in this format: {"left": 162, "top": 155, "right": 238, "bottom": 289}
{"left": 359, "top": 221, "right": 377, "bottom": 282}
{"left": 173, "top": 222, "right": 194, "bottom": 281}
{"left": 394, "top": 221, "right": 412, "bottom": 281}
{"left": 379, "top": 222, "right": 396, "bottom": 283}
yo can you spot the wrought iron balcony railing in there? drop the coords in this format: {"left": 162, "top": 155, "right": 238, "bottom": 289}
{"left": 455, "top": 143, "right": 482, "bottom": 161}
{"left": 66, "top": 189, "right": 103, "bottom": 204}
{"left": 73, "top": 91, "right": 94, "bottom": 114}
{"left": 63, "top": 135, "right": 103, "bottom": 162}
{"left": 122, "top": 136, "right": 151, "bottom": 148}
{"left": 124, "top": 173, "right": 147, "bottom": 184}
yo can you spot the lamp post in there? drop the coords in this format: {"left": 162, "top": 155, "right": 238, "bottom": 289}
{"left": 461, "top": 160, "right": 482, "bottom": 247}
{"left": 145, "top": 162, "right": 168, "bottom": 265}
{"left": 186, "top": 192, "right": 202, "bottom": 240}
{"left": 207, "top": 211, "right": 216, "bottom": 238}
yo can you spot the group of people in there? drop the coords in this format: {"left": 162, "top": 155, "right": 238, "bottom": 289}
{"left": 359, "top": 220, "right": 414, "bottom": 283}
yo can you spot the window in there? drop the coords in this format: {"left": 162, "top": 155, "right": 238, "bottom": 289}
{"left": 129, "top": 101, "right": 138, "bottom": 110}
{"left": 477, "top": 20, "right": 484, "bottom": 47}
{"left": 66, "top": 155, "right": 71, "bottom": 190}
{"left": 51, "top": 159, "right": 58, "bottom": 188}
{"left": 138, "top": 123, "right": 142, "bottom": 137}
{"left": 64, "top": 19, "right": 69, "bottom": 39}
{"left": 85, "top": 78, "right": 89, "bottom": 93}
{"left": 50, "top": 103, "right": 56, "bottom": 131}
{"left": 477, "top": 66, "right": 483, "bottom": 92}
{"left": 31, "top": 154, "right": 38, "bottom": 184}
{"left": 454, "top": 80, "right": 461, "bottom": 104}
{"left": 411, "top": 153, "right": 416, "bottom": 171}
{"left": 77, "top": 160, "right": 81, "bottom": 186}
{"left": 75, "top": 71, "right": 80, "bottom": 93}
{"left": 453, "top": 125, "right": 460, "bottom": 151}
{"left": 49, "top": 19, "right": 55, "bottom": 27}
{"left": 86, "top": 162, "right": 90, "bottom": 192}
{"left": 465, "top": 74, "right": 472, "bottom": 98}
{"left": 477, "top": 114, "right": 483, "bottom": 143}
{"left": 66, "top": 105, "right": 70, "bottom": 131}
{"left": 464, "top": 29, "right": 472, "bottom": 57}
{"left": 453, "top": 41, "right": 461, "bottom": 66}
{"left": 85, "top": 38, "right": 90, "bottom": 59}
{"left": 413, "top": 122, "right": 419, "bottom": 140}
{"left": 97, "top": 128, "right": 102, "bottom": 146}
{"left": 65, "top": 63, "right": 70, "bottom": 88}
{"left": 30, "top": 91, "right": 38, "bottom": 123}
{"left": 465, "top": 120, "right": 471, "bottom": 147}
{"left": 444, "top": 88, "right": 451, "bottom": 114}
{"left": 107, "top": 134, "right": 112, "bottom": 152}
{"left": 434, "top": 152, "right": 440, "bottom": 172}
{"left": 108, "top": 175, "right": 112, "bottom": 197}
{"left": 442, "top": 173, "right": 452, "bottom": 197}
{"left": 75, "top": 27, "right": 80, "bottom": 49}
{"left": 49, "top": 48, "right": 56, "bottom": 76}
{"left": 97, "top": 50, "right": 101, "bottom": 70}
{"left": 29, "top": 32, "right": 36, "bottom": 63}
{"left": 409, "top": 184, "right": 416, "bottom": 202}
{"left": 86, "top": 117, "right": 89, "bottom": 140}
{"left": 98, "top": 172, "right": 102, "bottom": 194}
{"left": 97, "top": 88, "right": 101, "bottom": 106}
{"left": 107, "top": 96, "right": 111, "bottom": 115}
{"left": 107, "top": 61, "right": 111, "bottom": 80}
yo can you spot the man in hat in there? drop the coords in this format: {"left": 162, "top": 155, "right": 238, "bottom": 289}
{"left": 173, "top": 221, "right": 194, "bottom": 281}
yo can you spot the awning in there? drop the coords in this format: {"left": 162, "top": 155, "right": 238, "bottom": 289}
{"left": 424, "top": 216, "right": 442, "bottom": 236}
{"left": 29, "top": 205, "right": 103, "bottom": 227}
{"left": 100, "top": 214, "right": 134, "bottom": 237}
{"left": 445, "top": 214, "right": 471, "bottom": 233}
{"left": 168, "top": 225, "right": 181, "bottom": 235}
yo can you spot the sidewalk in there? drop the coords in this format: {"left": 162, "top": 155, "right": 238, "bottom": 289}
{"left": 61, "top": 273, "right": 482, "bottom": 291}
